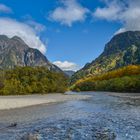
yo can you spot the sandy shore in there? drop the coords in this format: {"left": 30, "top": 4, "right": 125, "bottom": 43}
{"left": 0, "top": 94, "right": 91, "bottom": 110}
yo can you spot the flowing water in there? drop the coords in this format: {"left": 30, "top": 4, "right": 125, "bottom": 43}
{"left": 0, "top": 92, "right": 140, "bottom": 140}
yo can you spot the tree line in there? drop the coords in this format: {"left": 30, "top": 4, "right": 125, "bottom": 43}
{"left": 71, "top": 65, "right": 140, "bottom": 93}
{"left": 0, "top": 67, "right": 68, "bottom": 95}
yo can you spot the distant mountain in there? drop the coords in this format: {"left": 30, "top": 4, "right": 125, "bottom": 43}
{"left": 64, "top": 70, "right": 75, "bottom": 77}
{"left": 71, "top": 31, "right": 140, "bottom": 83}
{"left": 0, "top": 35, "right": 62, "bottom": 72}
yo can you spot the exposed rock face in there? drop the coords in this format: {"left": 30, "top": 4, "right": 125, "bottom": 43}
{"left": 0, "top": 35, "right": 61, "bottom": 72}
{"left": 71, "top": 31, "right": 140, "bottom": 83}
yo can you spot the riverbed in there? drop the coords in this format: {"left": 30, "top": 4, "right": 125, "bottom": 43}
{"left": 0, "top": 94, "right": 90, "bottom": 110}
{"left": 0, "top": 92, "right": 140, "bottom": 140}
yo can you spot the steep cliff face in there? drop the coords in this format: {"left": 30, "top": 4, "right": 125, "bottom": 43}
{"left": 71, "top": 31, "right": 140, "bottom": 83}
{"left": 0, "top": 35, "right": 61, "bottom": 72}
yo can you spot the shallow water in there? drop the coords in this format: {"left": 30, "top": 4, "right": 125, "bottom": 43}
{"left": 0, "top": 92, "right": 140, "bottom": 140}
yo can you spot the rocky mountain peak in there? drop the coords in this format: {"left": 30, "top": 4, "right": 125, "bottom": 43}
{"left": 0, "top": 35, "right": 62, "bottom": 72}
{"left": 71, "top": 31, "right": 140, "bottom": 83}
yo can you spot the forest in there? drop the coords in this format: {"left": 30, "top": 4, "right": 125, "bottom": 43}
{"left": 71, "top": 65, "right": 140, "bottom": 93}
{"left": 0, "top": 67, "right": 68, "bottom": 95}
{"left": 1, "top": 65, "right": 140, "bottom": 95}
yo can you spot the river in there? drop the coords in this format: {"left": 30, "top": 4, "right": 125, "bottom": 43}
{"left": 0, "top": 92, "right": 140, "bottom": 140}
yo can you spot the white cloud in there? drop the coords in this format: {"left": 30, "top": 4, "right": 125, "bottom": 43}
{"left": 0, "top": 18, "right": 46, "bottom": 54}
{"left": 0, "top": 4, "right": 12, "bottom": 13}
{"left": 93, "top": 0, "right": 140, "bottom": 33}
{"left": 93, "top": 1, "right": 122, "bottom": 21}
{"left": 49, "top": 0, "right": 89, "bottom": 26}
{"left": 53, "top": 61, "right": 80, "bottom": 71}
{"left": 26, "top": 20, "right": 46, "bottom": 33}
{"left": 23, "top": 15, "right": 46, "bottom": 33}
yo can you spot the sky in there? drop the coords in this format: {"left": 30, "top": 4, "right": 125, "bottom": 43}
{"left": 0, "top": 0, "right": 140, "bottom": 71}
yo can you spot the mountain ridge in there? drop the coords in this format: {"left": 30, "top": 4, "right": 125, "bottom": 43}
{"left": 71, "top": 31, "right": 140, "bottom": 83}
{"left": 0, "top": 35, "right": 62, "bottom": 72}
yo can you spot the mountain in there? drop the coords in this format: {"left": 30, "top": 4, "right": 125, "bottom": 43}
{"left": 71, "top": 31, "right": 140, "bottom": 83}
{"left": 0, "top": 35, "right": 61, "bottom": 72}
{"left": 64, "top": 70, "right": 75, "bottom": 77}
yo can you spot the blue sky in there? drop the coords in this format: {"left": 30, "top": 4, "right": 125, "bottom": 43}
{"left": 0, "top": 0, "right": 139, "bottom": 71}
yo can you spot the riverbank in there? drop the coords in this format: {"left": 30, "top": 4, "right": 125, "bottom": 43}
{"left": 107, "top": 92, "right": 140, "bottom": 99}
{"left": 0, "top": 94, "right": 91, "bottom": 110}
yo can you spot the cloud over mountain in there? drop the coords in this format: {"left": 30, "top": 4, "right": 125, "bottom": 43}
{"left": 93, "top": 0, "right": 140, "bottom": 33}
{"left": 0, "top": 18, "right": 46, "bottom": 54}
{"left": 53, "top": 61, "right": 79, "bottom": 71}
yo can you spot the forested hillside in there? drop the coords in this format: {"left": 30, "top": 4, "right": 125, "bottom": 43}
{"left": 71, "top": 31, "right": 140, "bottom": 84}
{"left": 0, "top": 67, "right": 68, "bottom": 95}
{"left": 71, "top": 65, "right": 140, "bottom": 93}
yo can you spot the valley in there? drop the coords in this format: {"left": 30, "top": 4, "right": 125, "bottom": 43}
{"left": 0, "top": 0, "right": 140, "bottom": 139}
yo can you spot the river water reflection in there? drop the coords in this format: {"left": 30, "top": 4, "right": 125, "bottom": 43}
{"left": 0, "top": 92, "right": 140, "bottom": 140}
